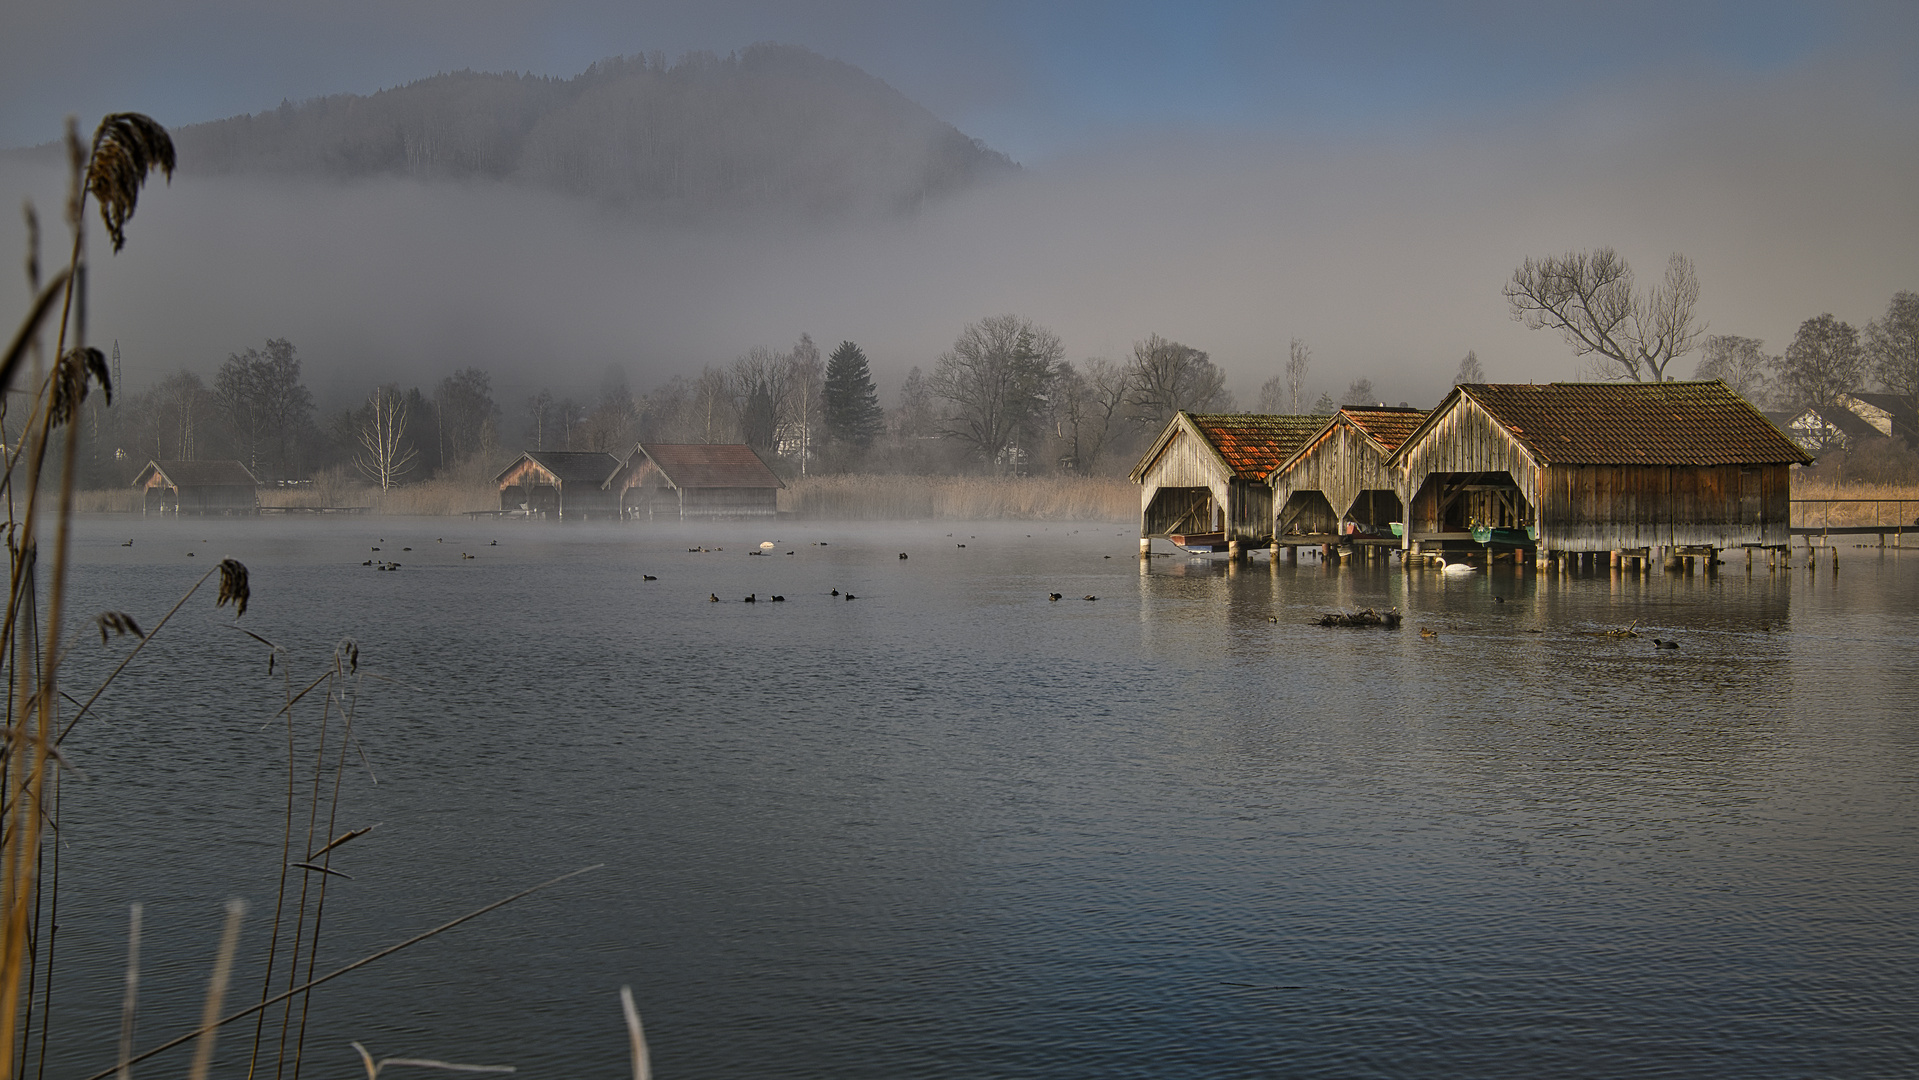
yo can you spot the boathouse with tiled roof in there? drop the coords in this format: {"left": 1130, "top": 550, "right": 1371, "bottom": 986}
{"left": 1268, "top": 406, "right": 1428, "bottom": 543}
{"left": 1388, "top": 380, "right": 1812, "bottom": 560}
{"left": 1129, "top": 412, "right": 1329, "bottom": 553}
{"left": 132, "top": 459, "right": 259, "bottom": 515}
{"left": 495, "top": 450, "right": 625, "bottom": 519}
{"left": 615, "top": 443, "right": 784, "bottom": 519}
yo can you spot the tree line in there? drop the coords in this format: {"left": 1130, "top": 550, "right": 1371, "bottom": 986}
{"left": 1505, "top": 245, "right": 1919, "bottom": 448}
{"left": 54, "top": 251, "right": 1918, "bottom": 488}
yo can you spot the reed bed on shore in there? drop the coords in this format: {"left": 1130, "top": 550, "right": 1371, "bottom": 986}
{"left": 783, "top": 474, "right": 1135, "bottom": 521}
{"left": 1790, "top": 478, "right": 1919, "bottom": 529}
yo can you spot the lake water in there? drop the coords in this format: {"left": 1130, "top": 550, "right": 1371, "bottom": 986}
{"left": 35, "top": 516, "right": 1919, "bottom": 1078}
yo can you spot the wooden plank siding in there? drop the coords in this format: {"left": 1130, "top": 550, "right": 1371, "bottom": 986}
{"left": 1269, "top": 413, "right": 1416, "bottom": 536}
{"left": 1135, "top": 426, "right": 1234, "bottom": 538}
{"left": 1537, "top": 463, "right": 1793, "bottom": 549}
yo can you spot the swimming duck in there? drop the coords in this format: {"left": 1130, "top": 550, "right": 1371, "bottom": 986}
{"left": 1653, "top": 638, "right": 1680, "bottom": 649}
{"left": 771, "top": 595, "right": 785, "bottom": 602}
{"left": 642, "top": 574, "right": 657, "bottom": 581}
{"left": 709, "top": 593, "right": 720, "bottom": 603}
{"left": 743, "top": 593, "right": 756, "bottom": 603}
{"left": 1049, "top": 593, "right": 1062, "bottom": 601}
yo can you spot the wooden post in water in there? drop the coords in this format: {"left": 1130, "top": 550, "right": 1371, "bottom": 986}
{"left": 1139, "top": 537, "right": 1151, "bottom": 559}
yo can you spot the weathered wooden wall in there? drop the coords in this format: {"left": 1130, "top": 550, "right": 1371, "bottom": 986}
{"left": 1138, "top": 427, "right": 1231, "bottom": 536}
{"left": 142, "top": 483, "right": 256, "bottom": 515}
{"left": 1537, "top": 463, "right": 1793, "bottom": 549}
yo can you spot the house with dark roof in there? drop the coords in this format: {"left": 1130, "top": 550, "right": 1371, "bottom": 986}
{"left": 1388, "top": 381, "right": 1812, "bottom": 562}
{"left": 132, "top": 460, "right": 258, "bottom": 515}
{"left": 1781, "top": 392, "right": 1919, "bottom": 452}
{"left": 1129, "top": 412, "right": 1330, "bottom": 554}
{"left": 1268, "top": 406, "right": 1427, "bottom": 544}
{"left": 614, "top": 443, "right": 784, "bottom": 519}
{"left": 494, "top": 450, "right": 625, "bottom": 519}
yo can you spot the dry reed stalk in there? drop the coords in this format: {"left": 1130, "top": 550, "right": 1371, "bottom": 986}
{"left": 85, "top": 866, "right": 602, "bottom": 1080}
{"left": 115, "top": 904, "right": 139, "bottom": 1080}
{"left": 1, "top": 113, "right": 171, "bottom": 1079}
{"left": 186, "top": 900, "right": 246, "bottom": 1080}
{"left": 350, "top": 1042, "right": 514, "bottom": 1078}
{"left": 619, "top": 986, "right": 650, "bottom": 1080}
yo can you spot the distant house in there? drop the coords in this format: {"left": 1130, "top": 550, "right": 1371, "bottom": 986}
{"left": 1782, "top": 393, "right": 1919, "bottom": 452}
{"left": 1389, "top": 380, "right": 1812, "bottom": 557}
{"left": 1130, "top": 412, "right": 1329, "bottom": 552}
{"left": 132, "top": 460, "right": 258, "bottom": 516}
{"left": 494, "top": 451, "right": 624, "bottom": 519}
{"left": 613, "top": 443, "right": 783, "bottom": 519}
{"left": 1269, "top": 406, "right": 1427, "bottom": 541}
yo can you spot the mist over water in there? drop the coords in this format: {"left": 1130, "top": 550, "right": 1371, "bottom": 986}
{"left": 43, "top": 516, "right": 1919, "bottom": 1079}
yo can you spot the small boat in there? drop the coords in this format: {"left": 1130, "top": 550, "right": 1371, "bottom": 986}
{"left": 1168, "top": 531, "right": 1230, "bottom": 553}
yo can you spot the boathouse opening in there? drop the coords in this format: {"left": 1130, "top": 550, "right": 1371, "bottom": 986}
{"left": 1143, "top": 486, "right": 1218, "bottom": 537}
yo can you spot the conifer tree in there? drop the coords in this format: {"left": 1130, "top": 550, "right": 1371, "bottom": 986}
{"left": 823, "top": 341, "right": 884, "bottom": 448}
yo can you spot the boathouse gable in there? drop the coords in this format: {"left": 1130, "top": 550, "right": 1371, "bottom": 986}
{"left": 1270, "top": 406, "right": 1426, "bottom": 540}
{"left": 494, "top": 450, "right": 624, "bottom": 519}
{"left": 132, "top": 459, "right": 258, "bottom": 516}
{"left": 1132, "top": 412, "right": 1328, "bottom": 546}
{"left": 615, "top": 443, "right": 783, "bottom": 519}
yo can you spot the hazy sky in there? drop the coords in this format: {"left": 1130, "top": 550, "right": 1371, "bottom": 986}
{"left": 3, "top": 1, "right": 1917, "bottom": 411}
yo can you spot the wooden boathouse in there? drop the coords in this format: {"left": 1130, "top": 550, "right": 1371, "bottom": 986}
{"left": 614, "top": 443, "right": 783, "bottom": 519}
{"left": 1269, "top": 406, "right": 1427, "bottom": 556}
{"left": 494, "top": 450, "right": 625, "bottom": 519}
{"left": 132, "top": 460, "right": 258, "bottom": 515}
{"left": 1131, "top": 412, "right": 1329, "bottom": 558}
{"left": 1389, "top": 381, "right": 1812, "bottom": 568}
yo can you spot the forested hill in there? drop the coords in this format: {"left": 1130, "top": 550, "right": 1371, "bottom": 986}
{"left": 171, "top": 44, "right": 1019, "bottom": 216}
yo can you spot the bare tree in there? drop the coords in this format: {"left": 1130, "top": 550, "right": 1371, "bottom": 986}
{"left": 1692, "top": 335, "right": 1776, "bottom": 405}
{"left": 525, "top": 389, "right": 553, "bottom": 450}
{"left": 1774, "top": 314, "right": 1866, "bottom": 415}
{"left": 693, "top": 365, "right": 736, "bottom": 443}
{"left": 1124, "top": 334, "right": 1229, "bottom": 426}
{"left": 1340, "top": 377, "right": 1377, "bottom": 407}
{"left": 214, "top": 337, "right": 314, "bottom": 477}
{"left": 1504, "top": 248, "right": 1703, "bottom": 381}
{"left": 1453, "top": 350, "right": 1485, "bottom": 384}
{"left": 785, "top": 333, "right": 824, "bottom": 474}
{"left": 354, "top": 385, "right": 420, "bottom": 491}
{"left": 436, "top": 367, "right": 498, "bottom": 466}
{"left": 928, "top": 314, "right": 1064, "bottom": 471}
{"left": 1867, "top": 291, "right": 1919, "bottom": 418}
{"left": 1286, "top": 337, "right": 1311, "bottom": 412}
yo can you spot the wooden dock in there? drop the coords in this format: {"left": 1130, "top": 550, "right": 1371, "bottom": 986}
{"left": 257, "top": 506, "right": 370, "bottom": 515}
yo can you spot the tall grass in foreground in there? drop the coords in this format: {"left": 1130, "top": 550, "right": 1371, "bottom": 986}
{"left": 6, "top": 116, "right": 641, "bottom": 1080}
{"left": 783, "top": 473, "right": 1135, "bottom": 521}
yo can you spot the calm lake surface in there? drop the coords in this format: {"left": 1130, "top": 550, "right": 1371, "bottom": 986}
{"left": 39, "top": 515, "right": 1919, "bottom": 1078}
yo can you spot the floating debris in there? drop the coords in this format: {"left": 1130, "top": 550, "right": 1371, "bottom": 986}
{"left": 1314, "top": 608, "right": 1402, "bottom": 628}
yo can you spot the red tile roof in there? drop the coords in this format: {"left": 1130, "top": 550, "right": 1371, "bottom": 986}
{"left": 1452, "top": 382, "right": 1811, "bottom": 466}
{"left": 635, "top": 444, "right": 783, "bottom": 489}
{"left": 1186, "top": 414, "right": 1332, "bottom": 479}
{"left": 1337, "top": 406, "right": 1427, "bottom": 452}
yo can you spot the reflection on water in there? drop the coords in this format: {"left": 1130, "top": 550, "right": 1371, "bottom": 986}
{"left": 38, "top": 518, "right": 1919, "bottom": 1079}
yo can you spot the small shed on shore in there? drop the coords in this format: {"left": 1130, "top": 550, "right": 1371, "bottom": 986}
{"left": 495, "top": 451, "right": 624, "bottom": 519}
{"left": 132, "top": 460, "right": 258, "bottom": 515}
{"left": 614, "top": 443, "right": 783, "bottom": 519}
{"left": 1131, "top": 412, "right": 1329, "bottom": 549}
{"left": 1269, "top": 406, "right": 1427, "bottom": 541}
{"left": 1389, "top": 381, "right": 1811, "bottom": 556}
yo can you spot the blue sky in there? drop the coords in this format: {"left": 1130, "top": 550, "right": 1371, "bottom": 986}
{"left": 4, "top": 1, "right": 1905, "bottom": 157}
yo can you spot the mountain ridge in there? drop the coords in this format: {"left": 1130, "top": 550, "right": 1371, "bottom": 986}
{"left": 166, "top": 44, "right": 1018, "bottom": 217}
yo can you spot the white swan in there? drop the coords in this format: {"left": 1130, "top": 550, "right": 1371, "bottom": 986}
{"left": 1435, "top": 556, "right": 1479, "bottom": 574}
